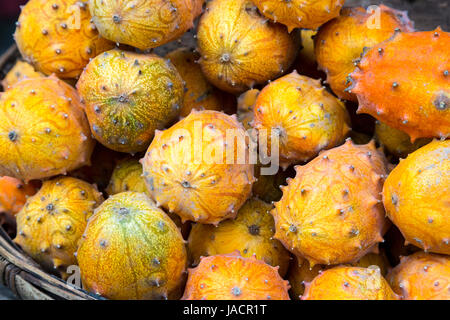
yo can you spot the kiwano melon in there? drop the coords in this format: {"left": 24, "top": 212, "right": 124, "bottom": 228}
{"left": 383, "top": 140, "right": 450, "bottom": 255}
{"left": 14, "top": 177, "right": 103, "bottom": 280}
{"left": 187, "top": 198, "right": 290, "bottom": 276}
{"left": 315, "top": 6, "right": 414, "bottom": 101}
{"left": 2, "top": 60, "right": 43, "bottom": 89}
{"left": 165, "top": 48, "right": 236, "bottom": 118}
{"left": 302, "top": 266, "right": 399, "bottom": 300}
{"left": 77, "top": 192, "right": 187, "bottom": 300}
{"left": 251, "top": 0, "right": 345, "bottom": 32}
{"left": 0, "top": 76, "right": 94, "bottom": 181}
{"left": 77, "top": 49, "right": 184, "bottom": 153}
{"left": 197, "top": 0, "right": 299, "bottom": 93}
{"left": 253, "top": 71, "right": 350, "bottom": 168}
{"left": 272, "top": 139, "right": 388, "bottom": 266}
{"left": 14, "top": 0, "right": 114, "bottom": 79}
{"left": 182, "top": 253, "right": 290, "bottom": 300}
{"left": 142, "top": 110, "right": 254, "bottom": 225}
{"left": 351, "top": 28, "right": 450, "bottom": 141}
{"left": 89, "top": 0, "right": 204, "bottom": 50}
{"left": 387, "top": 252, "right": 450, "bottom": 300}
{"left": 106, "top": 158, "right": 147, "bottom": 195}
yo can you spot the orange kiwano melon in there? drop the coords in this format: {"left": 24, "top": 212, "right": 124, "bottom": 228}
{"left": 1, "top": 60, "right": 43, "bottom": 89}
{"left": 272, "top": 139, "right": 388, "bottom": 266}
{"left": 14, "top": 177, "right": 103, "bottom": 279}
{"left": 188, "top": 198, "right": 290, "bottom": 276}
{"left": 302, "top": 266, "right": 399, "bottom": 300}
{"left": 77, "top": 49, "right": 184, "bottom": 153}
{"left": 142, "top": 110, "right": 254, "bottom": 225}
{"left": 14, "top": 0, "right": 114, "bottom": 79}
{"left": 351, "top": 29, "right": 450, "bottom": 141}
{"left": 0, "top": 77, "right": 94, "bottom": 182}
{"left": 77, "top": 192, "right": 187, "bottom": 300}
{"left": 383, "top": 140, "right": 450, "bottom": 255}
{"left": 88, "top": 0, "right": 204, "bottom": 50}
{"left": 315, "top": 6, "right": 414, "bottom": 101}
{"left": 251, "top": 0, "right": 345, "bottom": 31}
{"left": 387, "top": 252, "right": 450, "bottom": 300}
{"left": 106, "top": 158, "right": 147, "bottom": 196}
{"left": 165, "top": 48, "right": 236, "bottom": 118}
{"left": 197, "top": 0, "right": 299, "bottom": 93}
{"left": 182, "top": 253, "right": 290, "bottom": 300}
{"left": 253, "top": 71, "right": 350, "bottom": 168}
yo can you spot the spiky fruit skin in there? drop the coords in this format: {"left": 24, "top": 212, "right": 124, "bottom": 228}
{"left": 272, "top": 140, "right": 387, "bottom": 266}
{"left": 14, "top": 177, "right": 103, "bottom": 280}
{"left": 0, "top": 77, "right": 94, "bottom": 182}
{"left": 237, "top": 89, "right": 260, "bottom": 131}
{"left": 1, "top": 61, "right": 43, "bottom": 89}
{"left": 88, "top": 0, "right": 203, "bottom": 50}
{"left": 251, "top": 0, "right": 345, "bottom": 32}
{"left": 253, "top": 71, "right": 351, "bottom": 168}
{"left": 302, "top": 266, "right": 398, "bottom": 300}
{"left": 106, "top": 158, "right": 147, "bottom": 195}
{"left": 315, "top": 6, "right": 414, "bottom": 101}
{"left": 352, "top": 29, "right": 449, "bottom": 141}
{"left": 77, "top": 49, "right": 184, "bottom": 153}
{"left": 383, "top": 140, "right": 450, "bottom": 255}
{"left": 165, "top": 48, "right": 236, "bottom": 118}
{"left": 197, "top": 0, "right": 300, "bottom": 94}
{"left": 252, "top": 165, "right": 295, "bottom": 203}
{"left": 182, "top": 253, "right": 290, "bottom": 300}
{"left": 0, "top": 177, "right": 38, "bottom": 235}
{"left": 14, "top": 0, "right": 114, "bottom": 79}
{"left": 287, "top": 256, "right": 324, "bottom": 299}
{"left": 188, "top": 198, "right": 290, "bottom": 276}
{"left": 375, "top": 122, "right": 431, "bottom": 159}
{"left": 77, "top": 192, "right": 187, "bottom": 300}
{"left": 142, "top": 110, "right": 254, "bottom": 225}
{"left": 387, "top": 252, "right": 450, "bottom": 300}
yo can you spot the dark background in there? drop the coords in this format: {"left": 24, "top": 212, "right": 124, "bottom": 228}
{"left": 0, "top": 0, "right": 448, "bottom": 300}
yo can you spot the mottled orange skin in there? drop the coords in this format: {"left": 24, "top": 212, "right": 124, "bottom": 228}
{"left": 77, "top": 49, "right": 184, "bottom": 153}
{"left": 188, "top": 198, "right": 290, "bottom": 276}
{"left": 106, "top": 158, "right": 147, "bottom": 195}
{"left": 352, "top": 29, "right": 449, "bottom": 141}
{"left": 0, "top": 77, "right": 94, "bottom": 182}
{"left": 315, "top": 6, "right": 414, "bottom": 101}
{"left": 272, "top": 140, "right": 387, "bottom": 266}
{"left": 165, "top": 48, "right": 236, "bottom": 118}
{"left": 14, "top": 177, "right": 103, "bottom": 279}
{"left": 383, "top": 140, "right": 450, "bottom": 255}
{"left": 252, "top": 0, "right": 345, "bottom": 32}
{"left": 142, "top": 110, "right": 254, "bottom": 225}
{"left": 14, "top": 0, "right": 114, "bottom": 79}
{"left": 89, "top": 0, "right": 204, "bottom": 50}
{"left": 182, "top": 253, "right": 290, "bottom": 300}
{"left": 1, "top": 61, "right": 43, "bottom": 90}
{"left": 77, "top": 192, "right": 187, "bottom": 300}
{"left": 197, "top": 0, "right": 300, "bottom": 94}
{"left": 302, "top": 266, "right": 399, "bottom": 300}
{"left": 375, "top": 122, "right": 431, "bottom": 159}
{"left": 388, "top": 252, "right": 450, "bottom": 300}
{"left": 253, "top": 71, "right": 351, "bottom": 168}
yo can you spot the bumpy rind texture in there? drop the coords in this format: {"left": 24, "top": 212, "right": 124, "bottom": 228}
{"left": 182, "top": 253, "right": 290, "bottom": 300}
{"left": 106, "top": 158, "right": 147, "bottom": 195}
{"left": 142, "top": 110, "right": 254, "bottom": 225}
{"left": 251, "top": 0, "right": 345, "bottom": 31}
{"left": 77, "top": 192, "right": 187, "bottom": 300}
{"left": 383, "top": 140, "right": 450, "bottom": 255}
{"left": 0, "top": 76, "right": 95, "bottom": 182}
{"left": 351, "top": 28, "right": 450, "bottom": 141}
{"left": 14, "top": 0, "right": 114, "bottom": 79}
{"left": 253, "top": 71, "right": 351, "bottom": 168}
{"left": 188, "top": 198, "right": 290, "bottom": 276}
{"left": 315, "top": 6, "right": 414, "bottom": 101}
{"left": 1, "top": 60, "right": 43, "bottom": 89}
{"left": 302, "top": 266, "right": 399, "bottom": 300}
{"left": 387, "top": 252, "right": 450, "bottom": 300}
{"left": 272, "top": 139, "right": 387, "bottom": 266}
{"left": 197, "top": 0, "right": 300, "bottom": 93}
{"left": 89, "top": 0, "right": 204, "bottom": 50}
{"left": 77, "top": 49, "right": 184, "bottom": 153}
{"left": 14, "top": 177, "right": 103, "bottom": 279}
